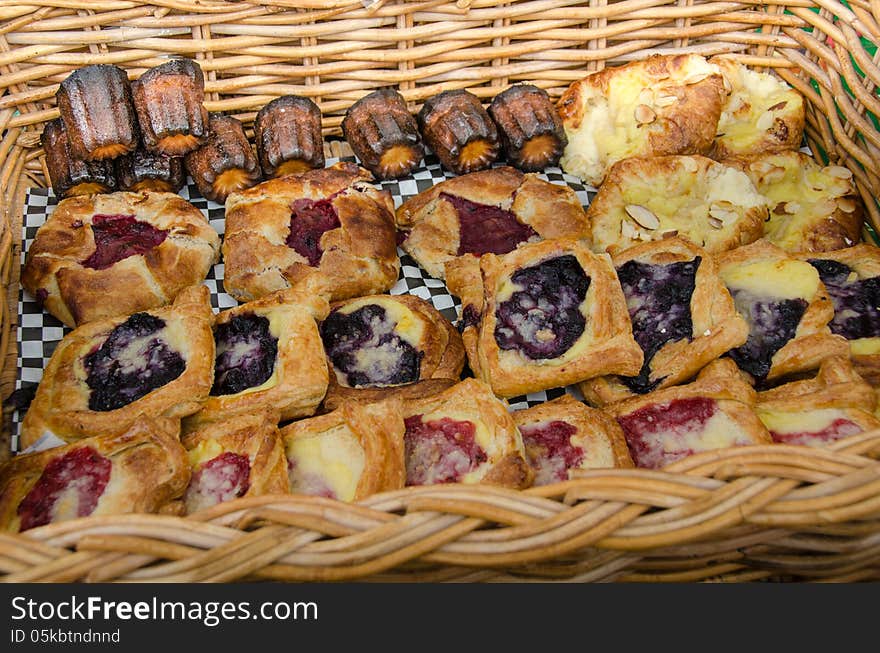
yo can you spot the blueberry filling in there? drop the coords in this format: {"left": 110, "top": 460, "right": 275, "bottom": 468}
{"left": 616, "top": 258, "right": 699, "bottom": 393}
{"left": 494, "top": 255, "right": 589, "bottom": 360}
{"left": 808, "top": 259, "right": 880, "bottom": 341}
{"left": 81, "top": 213, "right": 168, "bottom": 270}
{"left": 321, "top": 304, "right": 422, "bottom": 387}
{"left": 442, "top": 193, "right": 537, "bottom": 257}
{"left": 84, "top": 313, "right": 185, "bottom": 411}
{"left": 727, "top": 290, "right": 807, "bottom": 380}
{"left": 286, "top": 197, "right": 342, "bottom": 266}
{"left": 211, "top": 313, "right": 278, "bottom": 396}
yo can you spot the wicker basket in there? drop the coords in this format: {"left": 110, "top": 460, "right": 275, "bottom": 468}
{"left": 1, "top": 0, "right": 880, "bottom": 583}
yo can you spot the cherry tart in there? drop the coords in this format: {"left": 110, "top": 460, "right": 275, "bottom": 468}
{"left": 587, "top": 155, "right": 767, "bottom": 255}
{"left": 401, "top": 379, "right": 532, "bottom": 488}
{"left": 0, "top": 417, "right": 188, "bottom": 532}
{"left": 20, "top": 286, "right": 215, "bottom": 450}
{"left": 22, "top": 191, "right": 220, "bottom": 328}
{"left": 222, "top": 162, "right": 399, "bottom": 303}
{"left": 447, "top": 238, "right": 642, "bottom": 398}
{"left": 396, "top": 166, "right": 589, "bottom": 280}
{"left": 557, "top": 54, "right": 726, "bottom": 187}
{"left": 580, "top": 237, "right": 748, "bottom": 406}
{"left": 798, "top": 245, "right": 880, "bottom": 382}
{"left": 319, "top": 294, "right": 464, "bottom": 411}
{"left": 756, "top": 356, "right": 880, "bottom": 448}
{"left": 513, "top": 395, "right": 633, "bottom": 486}
{"left": 281, "top": 399, "right": 405, "bottom": 502}
{"left": 606, "top": 359, "right": 772, "bottom": 469}
{"left": 717, "top": 239, "right": 848, "bottom": 384}
{"left": 185, "top": 289, "right": 330, "bottom": 427}
{"left": 177, "top": 412, "right": 288, "bottom": 515}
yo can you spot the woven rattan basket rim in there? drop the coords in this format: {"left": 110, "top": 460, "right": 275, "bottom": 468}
{"left": 1, "top": 1, "right": 880, "bottom": 582}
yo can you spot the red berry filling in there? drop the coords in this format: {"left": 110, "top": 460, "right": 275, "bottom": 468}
{"left": 442, "top": 193, "right": 537, "bottom": 257}
{"left": 404, "top": 414, "right": 487, "bottom": 485}
{"left": 616, "top": 397, "right": 718, "bottom": 469}
{"left": 17, "top": 447, "right": 111, "bottom": 531}
{"left": 770, "top": 418, "right": 862, "bottom": 447}
{"left": 286, "top": 197, "right": 341, "bottom": 266}
{"left": 185, "top": 452, "right": 250, "bottom": 512}
{"left": 287, "top": 458, "right": 338, "bottom": 500}
{"left": 81, "top": 213, "right": 168, "bottom": 270}
{"left": 519, "top": 420, "right": 582, "bottom": 485}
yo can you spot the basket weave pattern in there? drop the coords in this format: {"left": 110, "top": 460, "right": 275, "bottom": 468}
{"left": 1, "top": 0, "right": 879, "bottom": 582}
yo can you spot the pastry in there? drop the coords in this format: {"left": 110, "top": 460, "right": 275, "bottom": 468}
{"left": 320, "top": 294, "right": 464, "bottom": 409}
{"left": 342, "top": 88, "right": 424, "bottom": 179}
{"left": 709, "top": 57, "right": 805, "bottom": 159}
{"left": 181, "top": 412, "right": 288, "bottom": 514}
{"left": 254, "top": 95, "right": 325, "bottom": 178}
{"left": 115, "top": 147, "right": 185, "bottom": 193}
{"left": 0, "top": 417, "right": 188, "bottom": 532}
{"left": 557, "top": 54, "right": 726, "bottom": 187}
{"left": 281, "top": 399, "right": 405, "bottom": 501}
{"left": 606, "top": 359, "right": 772, "bottom": 469}
{"left": 587, "top": 155, "right": 767, "bottom": 255}
{"left": 799, "top": 245, "right": 880, "bottom": 379}
{"left": 580, "top": 237, "right": 748, "bottom": 405}
{"left": 756, "top": 356, "right": 880, "bottom": 447}
{"left": 512, "top": 394, "right": 633, "bottom": 486}
{"left": 186, "top": 289, "right": 329, "bottom": 426}
{"left": 446, "top": 238, "right": 643, "bottom": 398}
{"left": 717, "top": 239, "right": 848, "bottom": 384}
{"left": 56, "top": 64, "right": 139, "bottom": 161}
{"left": 222, "top": 162, "right": 399, "bottom": 303}
{"left": 725, "top": 151, "right": 863, "bottom": 253}
{"left": 184, "top": 114, "right": 262, "bottom": 203}
{"left": 397, "top": 166, "right": 589, "bottom": 279}
{"left": 132, "top": 58, "right": 209, "bottom": 157}
{"left": 42, "top": 118, "right": 117, "bottom": 198}
{"left": 488, "top": 84, "right": 567, "bottom": 171}
{"left": 401, "top": 378, "right": 532, "bottom": 488}
{"left": 20, "top": 285, "right": 215, "bottom": 449}
{"left": 417, "top": 89, "right": 500, "bottom": 174}
{"left": 22, "top": 190, "right": 221, "bottom": 327}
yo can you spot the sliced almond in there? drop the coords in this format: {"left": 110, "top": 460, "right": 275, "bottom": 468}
{"left": 750, "top": 160, "right": 775, "bottom": 174}
{"left": 815, "top": 198, "right": 837, "bottom": 216}
{"left": 625, "top": 204, "right": 660, "bottom": 230}
{"left": 684, "top": 72, "right": 710, "bottom": 85}
{"left": 637, "top": 88, "right": 654, "bottom": 106}
{"left": 721, "top": 74, "right": 732, "bottom": 93}
{"left": 784, "top": 201, "right": 801, "bottom": 214}
{"left": 837, "top": 197, "right": 857, "bottom": 213}
{"left": 767, "top": 100, "right": 788, "bottom": 112}
{"left": 826, "top": 165, "right": 853, "bottom": 180}
{"left": 772, "top": 201, "right": 788, "bottom": 214}
{"left": 634, "top": 104, "right": 656, "bottom": 125}
{"left": 711, "top": 200, "right": 736, "bottom": 210}
{"left": 655, "top": 94, "right": 677, "bottom": 107}
{"left": 708, "top": 216, "right": 724, "bottom": 229}
{"left": 756, "top": 110, "right": 775, "bottom": 131}
{"left": 661, "top": 230, "right": 679, "bottom": 238}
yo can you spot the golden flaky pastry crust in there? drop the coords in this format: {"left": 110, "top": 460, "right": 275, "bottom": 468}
{"left": 281, "top": 398, "right": 406, "bottom": 502}
{"left": 222, "top": 162, "right": 399, "bottom": 303}
{"left": 756, "top": 356, "right": 880, "bottom": 447}
{"left": 395, "top": 166, "right": 589, "bottom": 279}
{"left": 447, "top": 238, "right": 642, "bottom": 398}
{"left": 22, "top": 191, "right": 220, "bottom": 327}
{"left": 605, "top": 359, "right": 772, "bottom": 469}
{"left": 709, "top": 57, "right": 805, "bottom": 160}
{"left": 724, "top": 151, "right": 864, "bottom": 253}
{"left": 587, "top": 155, "right": 767, "bottom": 255}
{"left": 186, "top": 289, "right": 330, "bottom": 427}
{"left": 320, "top": 294, "right": 464, "bottom": 411}
{"left": 717, "top": 239, "right": 848, "bottom": 383}
{"left": 20, "top": 285, "right": 215, "bottom": 450}
{"left": 179, "top": 411, "right": 289, "bottom": 515}
{"left": 580, "top": 237, "right": 748, "bottom": 406}
{"left": 557, "top": 54, "right": 726, "bottom": 187}
{"left": 795, "top": 245, "right": 880, "bottom": 380}
{"left": 402, "top": 378, "right": 533, "bottom": 488}
{"left": 0, "top": 417, "right": 189, "bottom": 532}
{"left": 513, "top": 394, "right": 633, "bottom": 485}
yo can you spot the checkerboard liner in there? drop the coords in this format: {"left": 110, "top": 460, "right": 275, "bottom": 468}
{"left": 11, "top": 155, "right": 597, "bottom": 453}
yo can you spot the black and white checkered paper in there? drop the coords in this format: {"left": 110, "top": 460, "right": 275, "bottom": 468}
{"left": 11, "top": 155, "right": 596, "bottom": 453}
